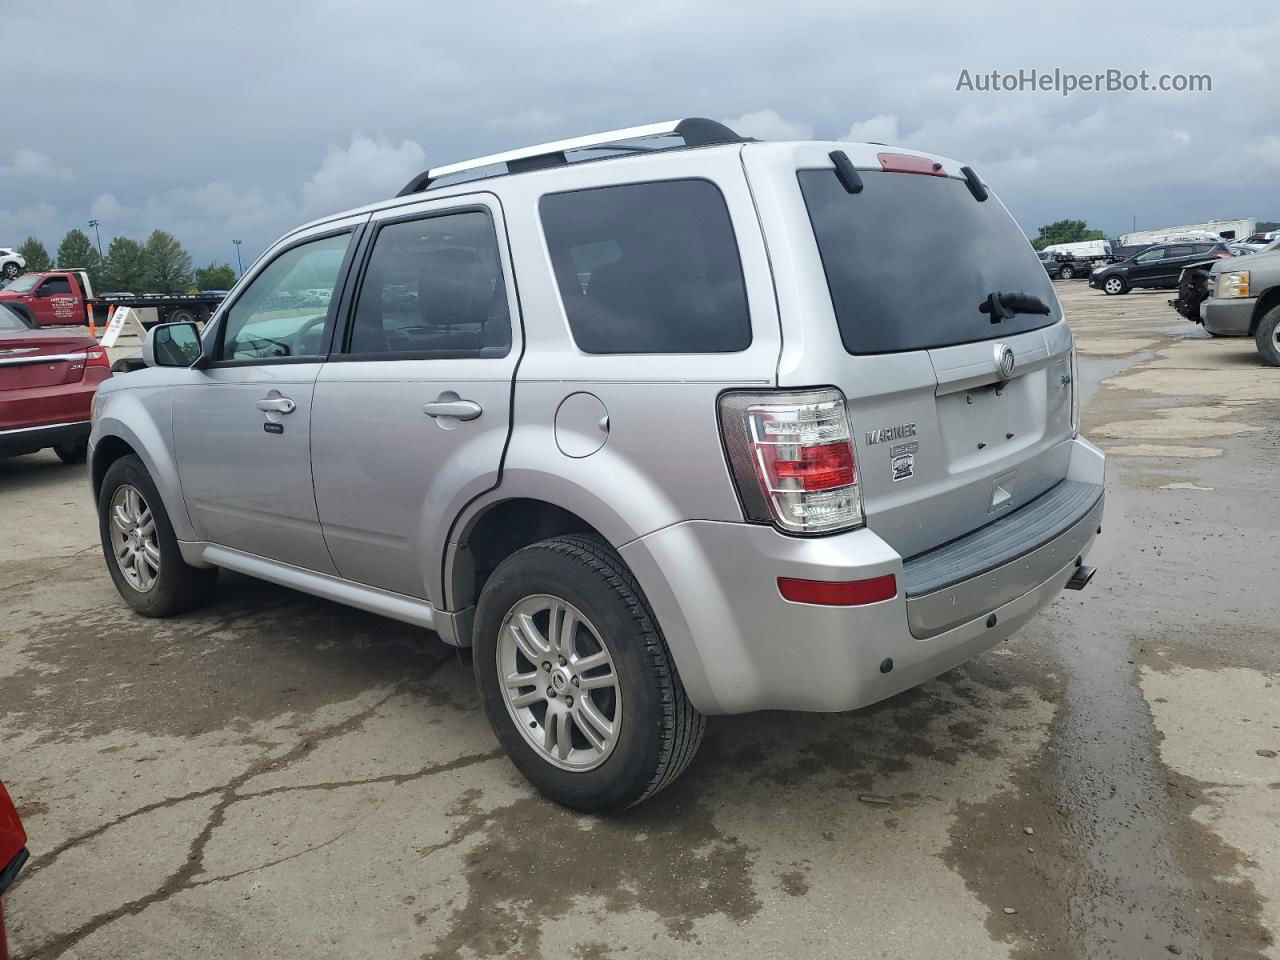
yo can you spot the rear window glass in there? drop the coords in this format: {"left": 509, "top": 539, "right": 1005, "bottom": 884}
{"left": 798, "top": 169, "right": 1061, "bottom": 354}
{"left": 540, "top": 179, "right": 751, "bottom": 354}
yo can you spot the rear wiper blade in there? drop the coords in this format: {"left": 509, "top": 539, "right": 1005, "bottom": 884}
{"left": 979, "top": 290, "right": 1052, "bottom": 323}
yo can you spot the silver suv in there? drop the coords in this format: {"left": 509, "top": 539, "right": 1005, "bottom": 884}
{"left": 89, "top": 118, "right": 1104, "bottom": 811}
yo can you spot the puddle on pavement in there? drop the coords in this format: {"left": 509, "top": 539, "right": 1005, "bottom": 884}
{"left": 1077, "top": 352, "right": 1153, "bottom": 408}
{"left": 1047, "top": 502, "right": 1207, "bottom": 957}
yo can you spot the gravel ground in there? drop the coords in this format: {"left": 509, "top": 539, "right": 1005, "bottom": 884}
{"left": 1, "top": 283, "right": 1276, "bottom": 960}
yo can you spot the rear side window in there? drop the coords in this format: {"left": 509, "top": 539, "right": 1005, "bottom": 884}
{"left": 345, "top": 210, "right": 510, "bottom": 358}
{"left": 540, "top": 179, "right": 751, "bottom": 354}
{"left": 798, "top": 169, "right": 1061, "bottom": 354}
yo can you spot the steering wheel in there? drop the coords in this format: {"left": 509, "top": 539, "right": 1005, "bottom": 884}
{"left": 291, "top": 314, "right": 328, "bottom": 356}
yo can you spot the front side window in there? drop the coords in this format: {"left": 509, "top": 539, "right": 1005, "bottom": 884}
{"left": 345, "top": 210, "right": 510, "bottom": 358}
{"left": 1135, "top": 247, "right": 1165, "bottom": 263}
{"left": 39, "top": 277, "right": 72, "bottom": 296}
{"left": 540, "top": 179, "right": 751, "bottom": 354}
{"left": 219, "top": 233, "right": 351, "bottom": 362}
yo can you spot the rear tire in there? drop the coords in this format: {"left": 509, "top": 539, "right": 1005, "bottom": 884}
{"left": 1103, "top": 276, "right": 1128, "bottom": 295}
{"left": 473, "top": 534, "right": 704, "bottom": 812}
{"left": 166, "top": 307, "right": 198, "bottom": 326}
{"left": 98, "top": 454, "right": 217, "bottom": 617}
{"left": 1059, "top": 265, "right": 1075, "bottom": 280}
{"left": 2, "top": 262, "right": 19, "bottom": 280}
{"left": 53, "top": 440, "right": 88, "bottom": 464}
{"left": 1255, "top": 306, "right": 1280, "bottom": 367}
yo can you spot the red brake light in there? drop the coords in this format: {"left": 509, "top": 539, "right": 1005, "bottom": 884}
{"left": 767, "top": 441, "right": 856, "bottom": 491}
{"left": 778, "top": 574, "right": 898, "bottom": 606}
{"left": 86, "top": 347, "right": 110, "bottom": 368}
{"left": 878, "top": 152, "right": 947, "bottom": 176}
{"left": 718, "top": 389, "right": 864, "bottom": 534}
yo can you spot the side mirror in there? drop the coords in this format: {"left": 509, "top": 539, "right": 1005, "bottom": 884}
{"left": 143, "top": 322, "right": 203, "bottom": 368}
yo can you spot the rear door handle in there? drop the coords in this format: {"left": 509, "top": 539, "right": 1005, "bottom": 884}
{"left": 256, "top": 396, "right": 296, "bottom": 414}
{"left": 423, "top": 398, "right": 482, "bottom": 421}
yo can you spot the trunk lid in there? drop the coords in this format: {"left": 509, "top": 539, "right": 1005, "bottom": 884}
{"left": 787, "top": 156, "right": 1075, "bottom": 558}
{"left": 0, "top": 330, "right": 95, "bottom": 392}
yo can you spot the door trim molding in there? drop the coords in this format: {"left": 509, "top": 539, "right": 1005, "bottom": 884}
{"left": 181, "top": 541, "right": 464, "bottom": 643}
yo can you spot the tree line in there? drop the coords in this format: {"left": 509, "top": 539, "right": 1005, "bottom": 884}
{"left": 14, "top": 230, "right": 237, "bottom": 294}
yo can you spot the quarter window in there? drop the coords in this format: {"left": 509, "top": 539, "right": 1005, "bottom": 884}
{"left": 218, "top": 233, "right": 351, "bottom": 362}
{"left": 540, "top": 179, "right": 751, "bottom": 354}
{"left": 345, "top": 211, "right": 510, "bottom": 358}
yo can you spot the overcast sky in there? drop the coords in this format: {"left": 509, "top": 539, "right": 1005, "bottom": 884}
{"left": 3, "top": 1, "right": 1276, "bottom": 269}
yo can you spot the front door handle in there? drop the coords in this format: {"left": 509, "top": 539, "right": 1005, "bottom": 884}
{"left": 257, "top": 396, "right": 296, "bottom": 414}
{"left": 423, "top": 398, "right": 482, "bottom": 421}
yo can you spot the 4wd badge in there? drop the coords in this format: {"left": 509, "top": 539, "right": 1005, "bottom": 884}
{"left": 890, "top": 440, "right": 918, "bottom": 482}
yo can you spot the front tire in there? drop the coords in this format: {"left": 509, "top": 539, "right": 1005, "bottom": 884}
{"left": 1059, "top": 265, "right": 1075, "bottom": 280}
{"left": 2, "top": 262, "right": 19, "bottom": 281}
{"left": 473, "top": 535, "right": 704, "bottom": 812}
{"left": 1103, "top": 276, "right": 1128, "bottom": 295}
{"left": 98, "top": 454, "right": 217, "bottom": 616}
{"left": 1255, "top": 306, "right": 1280, "bottom": 367}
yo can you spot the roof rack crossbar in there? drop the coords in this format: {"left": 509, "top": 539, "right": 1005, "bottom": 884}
{"left": 396, "top": 117, "right": 744, "bottom": 196}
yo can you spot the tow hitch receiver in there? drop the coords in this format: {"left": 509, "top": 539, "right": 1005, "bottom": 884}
{"left": 1065, "top": 564, "right": 1096, "bottom": 591}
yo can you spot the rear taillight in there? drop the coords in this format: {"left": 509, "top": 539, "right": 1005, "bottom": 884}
{"left": 86, "top": 347, "right": 109, "bottom": 368}
{"left": 719, "top": 388, "right": 864, "bottom": 535}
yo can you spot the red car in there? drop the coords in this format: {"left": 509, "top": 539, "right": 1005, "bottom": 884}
{"left": 0, "top": 781, "right": 28, "bottom": 960}
{"left": 0, "top": 303, "right": 111, "bottom": 462}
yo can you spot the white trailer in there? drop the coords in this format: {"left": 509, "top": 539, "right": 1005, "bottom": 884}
{"left": 1121, "top": 218, "right": 1256, "bottom": 246}
{"left": 1042, "top": 239, "right": 1113, "bottom": 258}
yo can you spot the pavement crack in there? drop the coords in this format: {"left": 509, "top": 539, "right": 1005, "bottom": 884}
{"left": 21, "top": 670, "right": 458, "bottom": 960}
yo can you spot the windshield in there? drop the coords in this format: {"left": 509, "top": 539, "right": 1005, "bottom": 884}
{"left": 0, "top": 304, "right": 27, "bottom": 331}
{"left": 2, "top": 273, "right": 39, "bottom": 293}
{"left": 798, "top": 169, "right": 1061, "bottom": 354}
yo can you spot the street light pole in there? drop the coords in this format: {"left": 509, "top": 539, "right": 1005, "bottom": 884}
{"left": 88, "top": 219, "right": 103, "bottom": 258}
{"left": 233, "top": 239, "right": 243, "bottom": 276}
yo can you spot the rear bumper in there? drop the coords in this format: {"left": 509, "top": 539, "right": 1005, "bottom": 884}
{"left": 1200, "top": 296, "right": 1255, "bottom": 336}
{"left": 0, "top": 420, "right": 90, "bottom": 456}
{"left": 622, "top": 436, "right": 1104, "bottom": 715}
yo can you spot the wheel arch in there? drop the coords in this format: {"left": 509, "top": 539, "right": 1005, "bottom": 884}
{"left": 1250, "top": 286, "right": 1280, "bottom": 335}
{"left": 90, "top": 412, "right": 196, "bottom": 541}
{"left": 445, "top": 497, "right": 607, "bottom": 626}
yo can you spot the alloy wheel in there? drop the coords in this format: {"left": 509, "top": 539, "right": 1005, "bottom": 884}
{"left": 108, "top": 484, "right": 161, "bottom": 592}
{"left": 496, "top": 594, "right": 622, "bottom": 771}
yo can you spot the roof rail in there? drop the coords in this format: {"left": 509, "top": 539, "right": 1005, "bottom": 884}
{"left": 396, "top": 117, "right": 746, "bottom": 197}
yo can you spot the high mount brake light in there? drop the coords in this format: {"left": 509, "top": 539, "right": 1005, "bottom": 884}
{"left": 718, "top": 389, "right": 865, "bottom": 535}
{"left": 877, "top": 152, "right": 947, "bottom": 177}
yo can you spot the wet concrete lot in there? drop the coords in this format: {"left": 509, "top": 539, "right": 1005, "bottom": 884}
{"left": 1, "top": 283, "right": 1277, "bottom": 959}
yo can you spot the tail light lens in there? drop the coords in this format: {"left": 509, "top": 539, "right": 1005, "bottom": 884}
{"left": 86, "top": 347, "right": 110, "bottom": 368}
{"left": 719, "top": 388, "right": 864, "bottom": 534}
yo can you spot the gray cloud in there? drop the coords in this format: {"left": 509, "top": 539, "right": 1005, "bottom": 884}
{"left": 3, "top": 0, "right": 1275, "bottom": 266}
